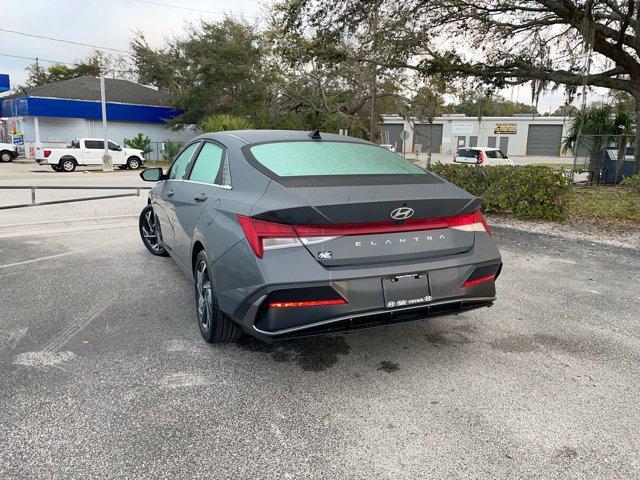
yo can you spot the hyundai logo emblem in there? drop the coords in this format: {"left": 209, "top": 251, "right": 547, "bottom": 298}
{"left": 390, "top": 207, "right": 414, "bottom": 220}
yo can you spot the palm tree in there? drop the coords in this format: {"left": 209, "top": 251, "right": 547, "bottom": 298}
{"left": 563, "top": 105, "right": 635, "bottom": 181}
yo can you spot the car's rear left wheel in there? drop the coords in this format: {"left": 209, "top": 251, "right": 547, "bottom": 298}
{"left": 139, "top": 205, "right": 168, "bottom": 256}
{"left": 194, "top": 250, "right": 241, "bottom": 343}
{"left": 0, "top": 151, "right": 13, "bottom": 162}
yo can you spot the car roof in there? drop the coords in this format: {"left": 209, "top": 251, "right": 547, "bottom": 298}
{"left": 195, "top": 129, "right": 373, "bottom": 145}
{"left": 461, "top": 147, "right": 500, "bottom": 151}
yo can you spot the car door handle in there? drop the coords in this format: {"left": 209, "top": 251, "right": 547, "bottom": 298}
{"left": 194, "top": 194, "right": 208, "bottom": 202}
{"left": 167, "top": 190, "right": 174, "bottom": 198}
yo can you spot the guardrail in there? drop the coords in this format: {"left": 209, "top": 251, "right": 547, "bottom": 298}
{"left": 0, "top": 185, "right": 152, "bottom": 210}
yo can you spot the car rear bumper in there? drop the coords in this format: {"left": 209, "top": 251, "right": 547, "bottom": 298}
{"left": 239, "top": 293, "right": 495, "bottom": 341}
{"left": 231, "top": 258, "right": 501, "bottom": 341}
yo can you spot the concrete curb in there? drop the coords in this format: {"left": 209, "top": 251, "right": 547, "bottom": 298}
{"left": 0, "top": 214, "right": 138, "bottom": 235}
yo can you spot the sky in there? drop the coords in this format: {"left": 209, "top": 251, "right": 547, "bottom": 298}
{"left": 0, "top": 0, "right": 607, "bottom": 114}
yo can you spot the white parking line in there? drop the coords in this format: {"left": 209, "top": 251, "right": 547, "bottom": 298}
{"left": 0, "top": 251, "right": 81, "bottom": 269}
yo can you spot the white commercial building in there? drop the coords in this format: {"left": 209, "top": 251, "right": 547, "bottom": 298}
{"left": 380, "top": 114, "right": 571, "bottom": 157}
{"left": 1, "top": 76, "right": 194, "bottom": 160}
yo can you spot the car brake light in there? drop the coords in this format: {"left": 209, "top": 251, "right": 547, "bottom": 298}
{"left": 238, "top": 210, "right": 492, "bottom": 258}
{"left": 237, "top": 215, "right": 298, "bottom": 258}
{"left": 44, "top": 150, "right": 52, "bottom": 158}
{"left": 477, "top": 151, "right": 484, "bottom": 164}
{"left": 453, "top": 155, "right": 457, "bottom": 162}
{"left": 268, "top": 299, "right": 347, "bottom": 308}
{"left": 450, "top": 210, "right": 492, "bottom": 236}
{"left": 461, "top": 274, "right": 495, "bottom": 288}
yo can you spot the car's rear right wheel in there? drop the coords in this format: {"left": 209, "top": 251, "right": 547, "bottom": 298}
{"left": 194, "top": 250, "right": 241, "bottom": 343}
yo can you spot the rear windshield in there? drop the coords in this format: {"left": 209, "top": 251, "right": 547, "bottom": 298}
{"left": 457, "top": 148, "right": 479, "bottom": 158}
{"left": 248, "top": 141, "right": 427, "bottom": 177}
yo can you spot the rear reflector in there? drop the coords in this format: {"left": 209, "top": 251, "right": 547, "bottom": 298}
{"left": 461, "top": 274, "right": 495, "bottom": 288}
{"left": 238, "top": 210, "right": 492, "bottom": 258}
{"left": 268, "top": 299, "right": 347, "bottom": 308}
{"left": 44, "top": 150, "right": 52, "bottom": 158}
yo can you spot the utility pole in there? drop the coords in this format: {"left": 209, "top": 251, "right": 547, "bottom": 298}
{"left": 369, "top": 7, "right": 378, "bottom": 143}
{"left": 100, "top": 72, "right": 112, "bottom": 172}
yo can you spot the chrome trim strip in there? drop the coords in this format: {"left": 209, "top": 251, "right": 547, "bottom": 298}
{"left": 251, "top": 296, "right": 495, "bottom": 336}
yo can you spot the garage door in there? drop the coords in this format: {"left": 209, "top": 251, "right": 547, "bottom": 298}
{"left": 526, "top": 125, "right": 563, "bottom": 156}
{"left": 414, "top": 123, "right": 443, "bottom": 154}
{"left": 379, "top": 124, "right": 405, "bottom": 152}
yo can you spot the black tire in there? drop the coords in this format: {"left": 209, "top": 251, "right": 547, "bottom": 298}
{"left": 51, "top": 165, "right": 61, "bottom": 172}
{"left": 139, "top": 205, "right": 168, "bottom": 256}
{"left": 194, "top": 250, "right": 241, "bottom": 343}
{"left": 127, "top": 157, "right": 141, "bottom": 170}
{"left": 0, "top": 150, "right": 13, "bottom": 162}
{"left": 59, "top": 158, "right": 76, "bottom": 172}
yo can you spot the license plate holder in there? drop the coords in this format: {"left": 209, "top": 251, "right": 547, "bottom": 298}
{"left": 382, "top": 274, "right": 431, "bottom": 309}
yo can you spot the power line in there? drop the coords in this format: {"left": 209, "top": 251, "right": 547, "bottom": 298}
{"left": 131, "top": 0, "right": 226, "bottom": 14}
{"left": 131, "top": 0, "right": 262, "bottom": 20}
{"left": 0, "top": 53, "right": 75, "bottom": 66}
{"left": 0, "top": 28, "right": 130, "bottom": 54}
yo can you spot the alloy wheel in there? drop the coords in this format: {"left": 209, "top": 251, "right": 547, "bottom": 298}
{"left": 141, "top": 209, "right": 162, "bottom": 253}
{"left": 195, "top": 260, "right": 212, "bottom": 332}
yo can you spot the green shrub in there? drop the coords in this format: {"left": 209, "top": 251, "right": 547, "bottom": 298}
{"left": 124, "top": 133, "right": 152, "bottom": 155}
{"left": 162, "top": 140, "right": 183, "bottom": 162}
{"left": 621, "top": 174, "right": 640, "bottom": 194}
{"left": 428, "top": 164, "right": 571, "bottom": 220}
{"left": 201, "top": 114, "right": 253, "bottom": 132}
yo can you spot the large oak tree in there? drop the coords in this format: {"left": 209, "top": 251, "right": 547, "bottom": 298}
{"left": 276, "top": 0, "right": 640, "bottom": 172}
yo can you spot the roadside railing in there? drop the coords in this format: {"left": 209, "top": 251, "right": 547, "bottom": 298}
{"left": 0, "top": 185, "right": 151, "bottom": 210}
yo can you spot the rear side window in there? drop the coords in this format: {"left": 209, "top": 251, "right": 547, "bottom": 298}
{"left": 248, "top": 141, "right": 426, "bottom": 177}
{"left": 485, "top": 150, "right": 497, "bottom": 159}
{"left": 85, "top": 140, "right": 103, "bottom": 149}
{"left": 457, "top": 148, "right": 479, "bottom": 158}
{"left": 189, "top": 143, "right": 225, "bottom": 184}
{"left": 169, "top": 142, "right": 199, "bottom": 180}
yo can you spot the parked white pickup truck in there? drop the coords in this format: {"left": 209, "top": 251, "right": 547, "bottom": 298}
{"left": 35, "top": 138, "right": 145, "bottom": 172}
{"left": 0, "top": 142, "right": 19, "bottom": 162}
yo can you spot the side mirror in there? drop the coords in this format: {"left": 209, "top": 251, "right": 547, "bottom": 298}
{"left": 116, "top": 145, "right": 122, "bottom": 151}
{"left": 140, "top": 167, "right": 164, "bottom": 182}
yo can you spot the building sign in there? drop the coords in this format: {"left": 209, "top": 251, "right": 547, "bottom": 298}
{"left": 452, "top": 122, "right": 474, "bottom": 134}
{"left": 494, "top": 123, "right": 517, "bottom": 134}
{"left": 0, "top": 74, "right": 9, "bottom": 92}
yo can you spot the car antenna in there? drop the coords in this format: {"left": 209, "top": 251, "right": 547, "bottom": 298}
{"left": 308, "top": 129, "right": 321, "bottom": 140}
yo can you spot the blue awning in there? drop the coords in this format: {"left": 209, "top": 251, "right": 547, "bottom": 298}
{"left": 1, "top": 96, "right": 181, "bottom": 124}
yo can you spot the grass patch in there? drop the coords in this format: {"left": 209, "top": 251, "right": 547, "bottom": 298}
{"left": 566, "top": 186, "right": 640, "bottom": 224}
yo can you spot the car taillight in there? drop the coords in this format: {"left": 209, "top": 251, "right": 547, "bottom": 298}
{"left": 453, "top": 155, "right": 457, "bottom": 162}
{"left": 44, "top": 150, "right": 52, "bottom": 158}
{"left": 237, "top": 215, "right": 298, "bottom": 258}
{"left": 238, "top": 209, "right": 493, "bottom": 258}
{"left": 450, "top": 210, "right": 492, "bottom": 236}
{"left": 268, "top": 299, "right": 347, "bottom": 308}
{"left": 477, "top": 151, "right": 484, "bottom": 164}
{"left": 461, "top": 274, "right": 495, "bottom": 288}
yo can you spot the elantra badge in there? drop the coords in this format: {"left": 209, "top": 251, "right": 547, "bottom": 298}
{"left": 391, "top": 207, "right": 414, "bottom": 220}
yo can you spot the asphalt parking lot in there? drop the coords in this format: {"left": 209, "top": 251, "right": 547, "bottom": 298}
{"left": 1, "top": 220, "right": 639, "bottom": 479}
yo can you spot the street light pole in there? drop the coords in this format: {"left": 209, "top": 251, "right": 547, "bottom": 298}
{"left": 100, "top": 73, "right": 112, "bottom": 172}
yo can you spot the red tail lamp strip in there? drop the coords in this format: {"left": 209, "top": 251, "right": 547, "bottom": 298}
{"left": 461, "top": 274, "right": 495, "bottom": 288}
{"left": 237, "top": 210, "right": 492, "bottom": 258}
{"left": 268, "top": 299, "right": 347, "bottom": 308}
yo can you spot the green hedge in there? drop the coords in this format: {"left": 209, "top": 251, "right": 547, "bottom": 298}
{"left": 428, "top": 164, "right": 571, "bottom": 220}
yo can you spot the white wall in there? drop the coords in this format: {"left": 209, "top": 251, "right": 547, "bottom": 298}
{"left": 381, "top": 115, "right": 571, "bottom": 157}
{"left": 10, "top": 116, "right": 195, "bottom": 158}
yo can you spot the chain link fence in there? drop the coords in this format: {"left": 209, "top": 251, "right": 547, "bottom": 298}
{"left": 139, "top": 141, "right": 186, "bottom": 163}
{"left": 571, "top": 134, "right": 637, "bottom": 185}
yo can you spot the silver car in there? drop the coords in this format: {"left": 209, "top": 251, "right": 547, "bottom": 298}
{"left": 139, "top": 130, "right": 502, "bottom": 343}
